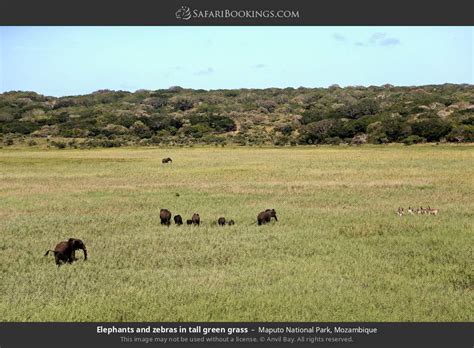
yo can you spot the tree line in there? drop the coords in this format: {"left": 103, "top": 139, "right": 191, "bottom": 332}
{"left": 1, "top": 84, "right": 473, "bottom": 148}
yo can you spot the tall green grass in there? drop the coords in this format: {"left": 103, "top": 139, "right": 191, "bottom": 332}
{"left": 0, "top": 145, "right": 472, "bottom": 321}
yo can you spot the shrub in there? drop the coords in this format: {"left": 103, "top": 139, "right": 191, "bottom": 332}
{"left": 171, "top": 97, "right": 194, "bottom": 111}
{"left": 275, "top": 123, "right": 294, "bottom": 135}
{"left": 324, "top": 136, "right": 342, "bottom": 145}
{"left": 130, "top": 121, "right": 151, "bottom": 138}
{"left": 412, "top": 119, "right": 452, "bottom": 142}
{"left": 351, "top": 133, "right": 368, "bottom": 145}
{"left": 257, "top": 99, "right": 277, "bottom": 113}
{"left": 299, "top": 119, "right": 335, "bottom": 144}
{"left": 301, "top": 105, "right": 327, "bottom": 124}
{"left": 3, "top": 137, "right": 14, "bottom": 146}
{"left": 273, "top": 135, "right": 289, "bottom": 146}
{"left": 51, "top": 141, "right": 66, "bottom": 149}
{"left": 224, "top": 90, "right": 239, "bottom": 97}
{"left": 102, "top": 124, "right": 129, "bottom": 136}
{"left": 184, "top": 124, "right": 213, "bottom": 139}
{"left": 202, "top": 134, "right": 226, "bottom": 145}
{"left": 380, "top": 118, "right": 409, "bottom": 142}
{"left": 446, "top": 125, "right": 474, "bottom": 142}
{"left": 189, "top": 114, "right": 236, "bottom": 133}
{"left": 461, "top": 116, "right": 474, "bottom": 125}
{"left": 68, "top": 139, "right": 78, "bottom": 148}
{"left": 147, "top": 114, "right": 183, "bottom": 132}
{"left": 143, "top": 97, "right": 167, "bottom": 109}
{"left": 402, "top": 135, "right": 425, "bottom": 145}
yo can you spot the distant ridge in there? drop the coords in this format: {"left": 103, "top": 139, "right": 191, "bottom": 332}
{"left": 1, "top": 84, "right": 473, "bottom": 147}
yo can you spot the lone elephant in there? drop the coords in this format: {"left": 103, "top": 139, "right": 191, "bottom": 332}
{"left": 44, "top": 238, "right": 87, "bottom": 267}
{"left": 257, "top": 209, "right": 278, "bottom": 225}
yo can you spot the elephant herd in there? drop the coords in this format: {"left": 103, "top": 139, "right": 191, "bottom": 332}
{"left": 44, "top": 208, "right": 278, "bottom": 267}
{"left": 159, "top": 209, "right": 201, "bottom": 226}
{"left": 158, "top": 208, "right": 277, "bottom": 227}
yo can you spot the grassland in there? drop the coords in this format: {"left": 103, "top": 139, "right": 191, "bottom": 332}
{"left": 0, "top": 145, "right": 472, "bottom": 322}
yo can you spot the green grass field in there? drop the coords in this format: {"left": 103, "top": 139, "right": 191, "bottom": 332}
{"left": 0, "top": 145, "right": 472, "bottom": 322}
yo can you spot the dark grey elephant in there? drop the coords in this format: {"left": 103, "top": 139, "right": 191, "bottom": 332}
{"left": 44, "top": 238, "right": 87, "bottom": 267}
{"left": 257, "top": 209, "right": 278, "bottom": 225}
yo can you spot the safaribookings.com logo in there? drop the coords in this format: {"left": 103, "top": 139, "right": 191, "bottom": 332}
{"left": 175, "top": 6, "right": 300, "bottom": 21}
{"left": 176, "top": 6, "right": 192, "bottom": 20}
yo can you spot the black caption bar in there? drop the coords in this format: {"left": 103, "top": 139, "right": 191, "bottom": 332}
{"left": 0, "top": 322, "right": 472, "bottom": 348}
{"left": 0, "top": 0, "right": 473, "bottom": 25}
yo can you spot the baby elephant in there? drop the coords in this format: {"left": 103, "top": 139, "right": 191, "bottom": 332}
{"left": 160, "top": 208, "right": 172, "bottom": 226}
{"left": 44, "top": 238, "right": 87, "bottom": 267}
{"left": 192, "top": 213, "right": 200, "bottom": 226}
{"left": 186, "top": 219, "right": 193, "bottom": 225}
{"left": 257, "top": 209, "right": 278, "bottom": 225}
{"left": 162, "top": 157, "right": 172, "bottom": 164}
{"left": 218, "top": 217, "right": 235, "bottom": 226}
{"left": 174, "top": 214, "right": 183, "bottom": 225}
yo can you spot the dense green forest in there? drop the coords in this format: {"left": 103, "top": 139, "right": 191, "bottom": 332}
{"left": 1, "top": 84, "right": 473, "bottom": 148}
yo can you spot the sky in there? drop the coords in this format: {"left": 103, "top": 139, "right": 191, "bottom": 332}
{"left": 0, "top": 26, "right": 472, "bottom": 96}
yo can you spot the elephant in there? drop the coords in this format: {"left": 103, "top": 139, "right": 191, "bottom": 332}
{"left": 162, "top": 157, "right": 172, "bottom": 164}
{"left": 186, "top": 219, "right": 193, "bottom": 225}
{"left": 227, "top": 219, "right": 235, "bottom": 226}
{"left": 44, "top": 238, "right": 87, "bottom": 267}
{"left": 257, "top": 209, "right": 278, "bottom": 225}
{"left": 192, "top": 213, "right": 200, "bottom": 226}
{"left": 174, "top": 214, "right": 183, "bottom": 225}
{"left": 217, "top": 217, "right": 226, "bottom": 226}
{"left": 160, "top": 209, "right": 172, "bottom": 226}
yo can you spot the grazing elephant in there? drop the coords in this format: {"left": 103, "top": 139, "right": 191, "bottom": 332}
{"left": 186, "top": 219, "right": 193, "bottom": 225}
{"left": 192, "top": 213, "right": 200, "bottom": 226}
{"left": 44, "top": 238, "right": 87, "bottom": 267}
{"left": 257, "top": 209, "right": 278, "bottom": 225}
{"left": 160, "top": 209, "right": 172, "bottom": 226}
{"left": 174, "top": 215, "right": 183, "bottom": 225}
{"left": 162, "top": 157, "right": 172, "bottom": 164}
{"left": 227, "top": 219, "right": 235, "bottom": 226}
{"left": 217, "top": 217, "right": 226, "bottom": 226}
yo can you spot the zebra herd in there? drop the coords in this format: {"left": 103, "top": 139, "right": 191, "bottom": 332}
{"left": 396, "top": 206, "right": 439, "bottom": 216}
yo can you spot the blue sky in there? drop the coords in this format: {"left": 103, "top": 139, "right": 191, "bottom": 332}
{"left": 0, "top": 26, "right": 472, "bottom": 96}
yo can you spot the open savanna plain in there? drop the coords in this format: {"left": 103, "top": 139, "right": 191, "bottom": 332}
{"left": 0, "top": 145, "right": 472, "bottom": 322}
